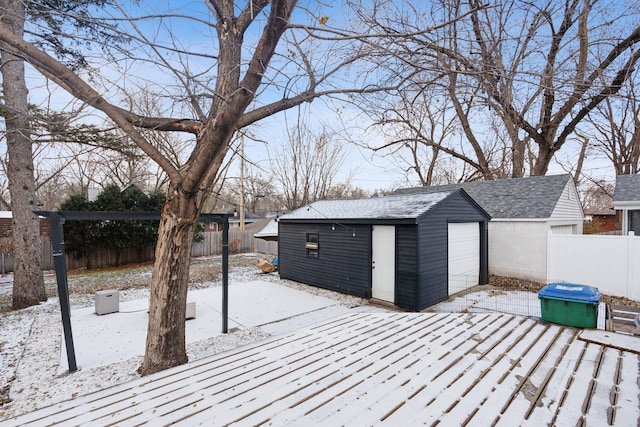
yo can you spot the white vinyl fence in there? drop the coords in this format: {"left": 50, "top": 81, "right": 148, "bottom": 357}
{"left": 547, "top": 231, "right": 640, "bottom": 300}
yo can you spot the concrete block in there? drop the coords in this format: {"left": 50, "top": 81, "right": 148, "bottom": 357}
{"left": 186, "top": 301, "right": 196, "bottom": 320}
{"left": 95, "top": 290, "right": 119, "bottom": 315}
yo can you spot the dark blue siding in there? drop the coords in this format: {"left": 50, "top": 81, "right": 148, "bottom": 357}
{"left": 277, "top": 189, "right": 489, "bottom": 311}
{"left": 395, "top": 225, "right": 419, "bottom": 310}
{"left": 278, "top": 223, "right": 372, "bottom": 298}
{"left": 416, "top": 191, "right": 490, "bottom": 309}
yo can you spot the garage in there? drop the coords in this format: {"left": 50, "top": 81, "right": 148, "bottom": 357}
{"left": 277, "top": 189, "right": 491, "bottom": 311}
{"left": 448, "top": 222, "right": 480, "bottom": 295}
{"left": 550, "top": 224, "right": 576, "bottom": 234}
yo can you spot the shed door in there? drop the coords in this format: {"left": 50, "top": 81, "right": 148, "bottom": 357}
{"left": 372, "top": 225, "right": 395, "bottom": 302}
{"left": 448, "top": 222, "right": 480, "bottom": 295}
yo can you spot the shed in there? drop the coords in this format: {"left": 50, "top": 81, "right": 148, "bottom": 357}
{"left": 277, "top": 189, "right": 490, "bottom": 311}
{"left": 395, "top": 174, "right": 583, "bottom": 282}
{"left": 613, "top": 174, "right": 640, "bottom": 235}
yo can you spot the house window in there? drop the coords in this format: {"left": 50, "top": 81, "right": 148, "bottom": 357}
{"left": 630, "top": 210, "right": 640, "bottom": 234}
{"left": 306, "top": 233, "right": 319, "bottom": 258}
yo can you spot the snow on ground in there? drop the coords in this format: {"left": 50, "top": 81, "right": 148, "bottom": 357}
{"left": 429, "top": 288, "right": 607, "bottom": 329}
{"left": 62, "top": 280, "right": 342, "bottom": 371}
{"left": 0, "top": 259, "right": 382, "bottom": 420}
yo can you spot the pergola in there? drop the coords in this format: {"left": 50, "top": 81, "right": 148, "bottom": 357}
{"left": 34, "top": 210, "right": 234, "bottom": 373}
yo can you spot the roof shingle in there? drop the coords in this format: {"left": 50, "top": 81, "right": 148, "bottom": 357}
{"left": 394, "top": 174, "right": 573, "bottom": 219}
{"left": 280, "top": 191, "right": 453, "bottom": 221}
{"left": 613, "top": 174, "right": 640, "bottom": 202}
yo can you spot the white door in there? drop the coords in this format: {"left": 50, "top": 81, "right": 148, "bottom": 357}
{"left": 448, "top": 222, "right": 480, "bottom": 295}
{"left": 551, "top": 224, "right": 575, "bottom": 234}
{"left": 372, "top": 225, "right": 395, "bottom": 302}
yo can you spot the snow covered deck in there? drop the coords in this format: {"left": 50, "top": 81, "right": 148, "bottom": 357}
{"left": 3, "top": 312, "right": 640, "bottom": 426}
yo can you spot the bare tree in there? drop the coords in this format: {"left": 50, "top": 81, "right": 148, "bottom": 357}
{"left": 0, "top": 1, "right": 387, "bottom": 375}
{"left": 579, "top": 179, "right": 614, "bottom": 210}
{"left": 271, "top": 122, "right": 349, "bottom": 210}
{"left": 587, "top": 76, "right": 640, "bottom": 175}
{"left": 350, "top": 0, "right": 640, "bottom": 179}
{"left": 362, "top": 84, "right": 478, "bottom": 185}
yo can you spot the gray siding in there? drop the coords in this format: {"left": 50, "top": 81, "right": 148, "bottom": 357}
{"left": 550, "top": 181, "right": 584, "bottom": 222}
{"left": 278, "top": 223, "right": 371, "bottom": 298}
{"left": 416, "top": 191, "right": 490, "bottom": 309}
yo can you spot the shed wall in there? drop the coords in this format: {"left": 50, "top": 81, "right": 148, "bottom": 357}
{"left": 416, "top": 191, "right": 489, "bottom": 310}
{"left": 278, "top": 223, "right": 371, "bottom": 297}
{"left": 395, "top": 225, "right": 419, "bottom": 310}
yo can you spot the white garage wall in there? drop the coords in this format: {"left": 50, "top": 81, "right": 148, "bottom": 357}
{"left": 489, "top": 221, "right": 549, "bottom": 282}
{"left": 547, "top": 232, "right": 640, "bottom": 300}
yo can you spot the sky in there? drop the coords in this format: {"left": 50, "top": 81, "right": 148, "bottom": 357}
{"left": 3, "top": 0, "right": 634, "bottom": 205}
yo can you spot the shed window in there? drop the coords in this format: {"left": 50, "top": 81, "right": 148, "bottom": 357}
{"left": 306, "top": 233, "right": 319, "bottom": 258}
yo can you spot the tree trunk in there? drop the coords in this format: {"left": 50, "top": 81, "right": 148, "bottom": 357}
{"left": 138, "top": 188, "right": 198, "bottom": 375}
{"left": 0, "top": 0, "right": 46, "bottom": 309}
{"left": 532, "top": 144, "right": 556, "bottom": 176}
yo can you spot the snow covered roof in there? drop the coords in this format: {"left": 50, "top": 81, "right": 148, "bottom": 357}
{"left": 253, "top": 218, "right": 278, "bottom": 238}
{"left": 279, "top": 191, "right": 457, "bottom": 222}
{"left": 9, "top": 312, "right": 638, "bottom": 425}
{"left": 395, "top": 174, "right": 574, "bottom": 219}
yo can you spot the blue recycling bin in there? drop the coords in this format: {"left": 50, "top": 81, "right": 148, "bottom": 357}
{"left": 538, "top": 283, "right": 600, "bottom": 328}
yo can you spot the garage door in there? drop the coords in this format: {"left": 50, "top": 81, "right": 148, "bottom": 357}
{"left": 550, "top": 224, "right": 575, "bottom": 234}
{"left": 448, "top": 222, "right": 480, "bottom": 295}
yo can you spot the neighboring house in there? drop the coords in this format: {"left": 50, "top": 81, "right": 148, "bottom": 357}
{"left": 613, "top": 174, "right": 640, "bottom": 235}
{"left": 587, "top": 206, "right": 620, "bottom": 233}
{"left": 229, "top": 212, "right": 263, "bottom": 229}
{"left": 583, "top": 209, "right": 594, "bottom": 224}
{"left": 0, "top": 211, "right": 51, "bottom": 238}
{"left": 204, "top": 212, "right": 264, "bottom": 232}
{"left": 278, "top": 189, "right": 490, "bottom": 311}
{"left": 395, "top": 174, "right": 584, "bottom": 282}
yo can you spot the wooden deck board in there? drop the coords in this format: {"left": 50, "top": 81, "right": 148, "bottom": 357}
{"left": 612, "top": 352, "right": 640, "bottom": 425}
{"left": 2, "top": 312, "right": 640, "bottom": 426}
{"left": 551, "top": 343, "right": 602, "bottom": 426}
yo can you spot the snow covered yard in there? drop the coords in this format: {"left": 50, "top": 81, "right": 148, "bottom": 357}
{"left": 0, "top": 255, "right": 382, "bottom": 421}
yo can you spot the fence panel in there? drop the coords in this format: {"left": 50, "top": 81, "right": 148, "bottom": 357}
{"left": 255, "top": 239, "right": 278, "bottom": 256}
{"left": 547, "top": 231, "right": 639, "bottom": 300}
{"left": 3, "top": 231, "right": 274, "bottom": 272}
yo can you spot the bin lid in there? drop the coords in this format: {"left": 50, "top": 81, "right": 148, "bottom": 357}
{"left": 538, "top": 283, "right": 600, "bottom": 303}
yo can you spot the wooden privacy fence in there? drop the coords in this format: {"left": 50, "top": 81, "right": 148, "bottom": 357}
{"left": 0, "top": 231, "right": 278, "bottom": 272}
{"left": 547, "top": 231, "right": 640, "bottom": 300}
{"left": 191, "top": 230, "right": 278, "bottom": 257}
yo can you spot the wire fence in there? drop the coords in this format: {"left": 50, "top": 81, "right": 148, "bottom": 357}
{"left": 430, "top": 274, "right": 607, "bottom": 329}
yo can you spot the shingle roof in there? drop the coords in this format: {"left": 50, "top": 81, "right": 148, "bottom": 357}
{"left": 280, "top": 191, "right": 454, "bottom": 221}
{"left": 253, "top": 218, "right": 278, "bottom": 238}
{"left": 613, "top": 174, "right": 640, "bottom": 202}
{"left": 394, "top": 174, "right": 573, "bottom": 219}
